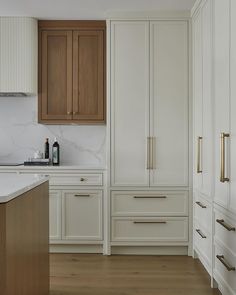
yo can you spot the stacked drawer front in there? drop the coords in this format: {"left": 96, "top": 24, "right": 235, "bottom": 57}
{"left": 194, "top": 194, "right": 212, "bottom": 270}
{"left": 111, "top": 191, "right": 188, "bottom": 242}
{"left": 214, "top": 209, "right": 236, "bottom": 293}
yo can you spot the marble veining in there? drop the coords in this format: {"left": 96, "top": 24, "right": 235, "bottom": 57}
{"left": 0, "top": 96, "right": 106, "bottom": 166}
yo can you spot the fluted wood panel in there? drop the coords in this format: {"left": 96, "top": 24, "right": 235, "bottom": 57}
{"left": 0, "top": 17, "right": 37, "bottom": 94}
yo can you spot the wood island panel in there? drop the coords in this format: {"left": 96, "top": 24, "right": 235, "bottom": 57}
{"left": 0, "top": 182, "right": 49, "bottom": 295}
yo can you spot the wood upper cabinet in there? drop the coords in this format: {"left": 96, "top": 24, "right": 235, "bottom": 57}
{"left": 38, "top": 21, "right": 106, "bottom": 124}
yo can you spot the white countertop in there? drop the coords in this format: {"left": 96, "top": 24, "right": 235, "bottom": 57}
{"left": 0, "top": 165, "right": 106, "bottom": 171}
{"left": 0, "top": 173, "right": 49, "bottom": 203}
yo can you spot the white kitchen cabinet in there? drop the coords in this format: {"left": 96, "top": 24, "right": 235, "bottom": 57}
{"left": 110, "top": 20, "right": 189, "bottom": 187}
{"left": 193, "top": 0, "right": 213, "bottom": 201}
{"left": 214, "top": 0, "right": 236, "bottom": 214}
{"left": 62, "top": 190, "right": 103, "bottom": 241}
{"left": 150, "top": 21, "right": 188, "bottom": 186}
{"left": 49, "top": 190, "right": 62, "bottom": 240}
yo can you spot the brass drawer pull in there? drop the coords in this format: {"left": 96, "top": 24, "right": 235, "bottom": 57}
{"left": 196, "top": 229, "right": 206, "bottom": 239}
{"left": 197, "top": 136, "right": 203, "bottom": 173}
{"left": 147, "top": 137, "right": 151, "bottom": 170}
{"left": 196, "top": 201, "right": 207, "bottom": 209}
{"left": 133, "top": 196, "right": 167, "bottom": 199}
{"left": 74, "top": 194, "right": 90, "bottom": 197}
{"left": 216, "top": 219, "right": 235, "bottom": 231}
{"left": 133, "top": 221, "right": 167, "bottom": 224}
{"left": 220, "top": 133, "right": 230, "bottom": 182}
{"left": 216, "top": 255, "right": 235, "bottom": 271}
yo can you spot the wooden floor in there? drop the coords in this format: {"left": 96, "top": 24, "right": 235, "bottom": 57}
{"left": 50, "top": 254, "right": 221, "bottom": 295}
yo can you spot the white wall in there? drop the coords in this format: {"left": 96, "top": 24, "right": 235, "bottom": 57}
{"left": 0, "top": 96, "right": 106, "bottom": 166}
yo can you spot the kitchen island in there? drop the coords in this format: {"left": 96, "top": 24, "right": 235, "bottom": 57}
{"left": 0, "top": 174, "right": 49, "bottom": 295}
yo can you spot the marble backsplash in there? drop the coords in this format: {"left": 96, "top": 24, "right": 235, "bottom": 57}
{"left": 0, "top": 96, "right": 106, "bottom": 166}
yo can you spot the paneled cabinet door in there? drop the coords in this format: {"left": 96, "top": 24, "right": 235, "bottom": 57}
{"left": 73, "top": 30, "right": 105, "bottom": 122}
{"left": 193, "top": 0, "right": 213, "bottom": 200}
{"left": 214, "top": 0, "right": 230, "bottom": 209}
{"left": 40, "top": 30, "right": 73, "bottom": 120}
{"left": 150, "top": 21, "right": 189, "bottom": 186}
{"left": 49, "top": 190, "right": 62, "bottom": 240}
{"left": 111, "top": 21, "right": 150, "bottom": 186}
{"left": 62, "top": 190, "right": 103, "bottom": 240}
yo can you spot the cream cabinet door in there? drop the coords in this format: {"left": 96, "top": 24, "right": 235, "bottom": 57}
{"left": 49, "top": 190, "right": 62, "bottom": 241}
{"left": 193, "top": 10, "right": 203, "bottom": 192}
{"left": 150, "top": 21, "right": 189, "bottom": 186}
{"left": 111, "top": 21, "right": 150, "bottom": 186}
{"left": 62, "top": 190, "right": 103, "bottom": 240}
{"left": 214, "top": 0, "right": 230, "bottom": 209}
{"left": 229, "top": 0, "right": 236, "bottom": 214}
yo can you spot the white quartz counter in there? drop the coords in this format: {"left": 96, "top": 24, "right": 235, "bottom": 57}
{"left": 0, "top": 173, "right": 49, "bottom": 203}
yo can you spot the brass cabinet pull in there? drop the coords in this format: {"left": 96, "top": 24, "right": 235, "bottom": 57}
{"left": 216, "top": 255, "right": 235, "bottom": 271}
{"left": 220, "top": 133, "right": 230, "bottom": 182}
{"left": 147, "top": 137, "right": 151, "bottom": 170}
{"left": 196, "top": 229, "right": 206, "bottom": 239}
{"left": 216, "top": 219, "right": 235, "bottom": 231}
{"left": 197, "top": 136, "right": 203, "bottom": 173}
{"left": 74, "top": 194, "right": 90, "bottom": 197}
{"left": 196, "top": 201, "right": 207, "bottom": 209}
{"left": 133, "top": 221, "right": 167, "bottom": 224}
{"left": 134, "top": 196, "right": 167, "bottom": 199}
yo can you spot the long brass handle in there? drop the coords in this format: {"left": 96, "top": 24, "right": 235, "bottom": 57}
{"left": 150, "top": 137, "right": 153, "bottom": 170}
{"left": 147, "top": 137, "right": 151, "bottom": 170}
{"left": 216, "top": 219, "right": 235, "bottom": 231}
{"left": 134, "top": 196, "right": 167, "bottom": 199}
{"left": 133, "top": 221, "right": 167, "bottom": 224}
{"left": 216, "top": 255, "right": 235, "bottom": 271}
{"left": 197, "top": 136, "right": 203, "bottom": 173}
{"left": 220, "top": 133, "right": 230, "bottom": 182}
{"left": 196, "top": 229, "right": 206, "bottom": 239}
{"left": 74, "top": 194, "right": 90, "bottom": 197}
{"left": 196, "top": 201, "right": 207, "bottom": 209}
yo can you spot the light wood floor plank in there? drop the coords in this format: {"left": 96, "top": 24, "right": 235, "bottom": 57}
{"left": 50, "top": 254, "right": 221, "bottom": 295}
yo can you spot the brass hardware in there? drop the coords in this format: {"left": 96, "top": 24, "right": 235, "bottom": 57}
{"left": 197, "top": 136, "right": 202, "bottom": 173}
{"left": 150, "top": 137, "right": 154, "bottom": 170}
{"left": 134, "top": 196, "right": 167, "bottom": 199}
{"left": 133, "top": 221, "right": 167, "bottom": 224}
{"left": 216, "top": 219, "right": 235, "bottom": 231}
{"left": 80, "top": 178, "right": 86, "bottom": 182}
{"left": 196, "top": 229, "right": 206, "bottom": 238}
{"left": 196, "top": 201, "right": 207, "bottom": 209}
{"left": 216, "top": 255, "right": 235, "bottom": 271}
{"left": 74, "top": 194, "right": 90, "bottom": 197}
{"left": 220, "top": 133, "right": 230, "bottom": 182}
{"left": 147, "top": 137, "right": 151, "bottom": 169}
{"left": 73, "top": 111, "right": 78, "bottom": 115}
{"left": 67, "top": 111, "right": 72, "bottom": 115}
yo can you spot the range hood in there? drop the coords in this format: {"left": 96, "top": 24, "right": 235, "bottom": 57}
{"left": 0, "top": 17, "right": 37, "bottom": 96}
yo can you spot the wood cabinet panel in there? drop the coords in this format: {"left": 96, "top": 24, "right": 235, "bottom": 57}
{"left": 41, "top": 31, "right": 73, "bottom": 120}
{"left": 38, "top": 21, "right": 106, "bottom": 124}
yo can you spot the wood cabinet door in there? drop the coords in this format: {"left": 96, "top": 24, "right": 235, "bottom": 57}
{"left": 214, "top": 0, "right": 230, "bottom": 209}
{"left": 72, "top": 30, "right": 105, "bottom": 123}
{"left": 110, "top": 21, "right": 150, "bottom": 186}
{"left": 40, "top": 30, "right": 73, "bottom": 121}
{"left": 150, "top": 21, "right": 189, "bottom": 186}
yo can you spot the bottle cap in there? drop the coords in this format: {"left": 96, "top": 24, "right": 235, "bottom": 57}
{"left": 54, "top": 137, "right": 57, "bottom": 142}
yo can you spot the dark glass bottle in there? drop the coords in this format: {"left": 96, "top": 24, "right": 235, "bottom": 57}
{"left": 52, "top": 138, "right": 60, "bottom": 166}
{"left": 44, "top": 138, "right": 49, "bottom": 159}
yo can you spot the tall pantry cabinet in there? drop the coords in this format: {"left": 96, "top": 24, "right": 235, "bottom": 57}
{"left": 192, "top": 0, "right": 214, "bottom": 277}
{"left": 192, "top": 0, "right": 236, "bottom": 294}
{"left": 108, "top": 18, "right": 190, "bottom": 254}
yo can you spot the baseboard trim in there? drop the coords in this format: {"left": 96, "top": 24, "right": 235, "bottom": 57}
{"left": 50, "top": 244, "right": 103, "bottom": 254}
{"left": 111, "top": 246, "right": 188, "bottom": 255}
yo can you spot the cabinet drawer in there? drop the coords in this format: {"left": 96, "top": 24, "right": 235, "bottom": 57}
{"left": 194, "top": 221, "right": 211, "bottom": 266}
{"left": 111, "top": 191, "right": 188, "bottom": 216}
{"left": 49, "top": 173, "right": 103, "bottom": 186}
{"left": 194, "top": 194, "right": 212, "bottom": 228}
{"left": 62, "top": 190, "right": 103, "bottom": 240}
{"left": 111, "top": 217, "right": 188, "bottom": 242}
{"left": 215, "top": 210, "right": 236, "bottom": 254}
{"left": 214, "top": 243, "right": 236, "bottom": 292}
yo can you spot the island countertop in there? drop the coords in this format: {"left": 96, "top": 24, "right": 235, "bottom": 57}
{"left": 0, "top": 173, "right": 49, "bottom": 203}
